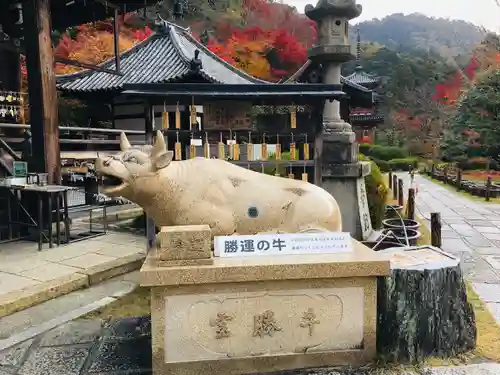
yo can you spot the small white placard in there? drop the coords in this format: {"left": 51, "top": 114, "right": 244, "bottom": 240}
{"left": 226, "top": 139, "right": 236, "bottom": 145}
{"left": 190, "top": 138, "right": 203, "bottom": 146}
{"left": 214, "top": 232, "right": 352, "bottom": 257}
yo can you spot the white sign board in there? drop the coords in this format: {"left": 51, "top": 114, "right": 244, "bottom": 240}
{"left": 214, "top": 232, "right": 353, "bottom": 257}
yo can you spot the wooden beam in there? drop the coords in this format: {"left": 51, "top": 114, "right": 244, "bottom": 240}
{"left": 113, "top": 8, "right": 121, "bottom": 73}
{"left": 22, "top": 0, "right": 60, "bottom": 184}
{"left": 55, "top": 57, "right": 123, "bottom": 76}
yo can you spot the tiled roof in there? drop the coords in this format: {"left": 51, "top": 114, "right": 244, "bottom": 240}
{"left": 56, "top": 22, "right": 266, "bottom": 93}
{"left": 283, "top": 60, "right": 372, "bottom": 93}
{"left": 345, "top": 66, "right": 380, "bottom": 86}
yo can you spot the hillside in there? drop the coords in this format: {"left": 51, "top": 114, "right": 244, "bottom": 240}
{"left": 354, "top": 13, "right": 485, "bottom": 57}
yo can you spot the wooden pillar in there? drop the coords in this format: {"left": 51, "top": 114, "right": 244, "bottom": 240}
{"left": 144, "top": 101, "right": 153, "bottom": 144}
{"left": 456, "top": 169, "right": 462, "bottom": 191}
{"left": 486, "top": 176, "right": 492, "bottom": 202}
{"left": 392, "top": 174, "right": 398, "bottom": 200}
{"left": 388, "top": 171, "right": 393, "bottom": 189}
{"left": 397, "top": 178, "right": 404, "bottom": 207}
{"left": 23, "top": 0, "right": 60, "bottom": 184}
{"left": 407, "top": 188, "right": 415, "bottom": 220}
{"left": 431, "top": 212, "right": 442, "bottom": 248}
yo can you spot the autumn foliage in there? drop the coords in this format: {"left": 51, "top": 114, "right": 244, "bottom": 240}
{"left": 21, "top": 15, "right": 152, "bottom": 77}
{"left": 207, "top": 0, "right": 315, "bottom": 81}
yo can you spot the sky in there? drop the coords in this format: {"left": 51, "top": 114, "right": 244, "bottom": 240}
{"left": 282, "top": 0, "right": 500, "bottom": 32}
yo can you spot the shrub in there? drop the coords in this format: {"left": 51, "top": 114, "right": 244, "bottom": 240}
{"left": 371, "top": 158, "right": 391, "bottom": 172}
{"left": 455, "top": 156, "right": 500, "bottom": 171}
{"left": 359, "top": 143, "right": 372, "bottom": 156}
{"left": 389, "top": 157, "right": 419, "bottom": 171}
{"left": 359, "top": 154, "right": 388, "bottom": 229}
{"left": 365, "top": 145, "right": 408, "bottom": 161}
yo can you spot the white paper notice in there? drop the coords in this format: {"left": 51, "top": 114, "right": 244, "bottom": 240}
{"left": 213, "top": 232, "right": 353, "bottom": 257}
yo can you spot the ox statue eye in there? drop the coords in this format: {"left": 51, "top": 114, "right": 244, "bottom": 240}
{"left": 128, "top": 157, "right": 138, "bottom": 163}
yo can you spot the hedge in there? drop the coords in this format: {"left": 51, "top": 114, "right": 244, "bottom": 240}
{"left": 359, "top": 144, "right": 408, "bottom": 161}
{"left": 359, "top": 154, "right": 387, "bottom": 229}
{"left": 368, "top": 157, "right": 419, "bottom": 172}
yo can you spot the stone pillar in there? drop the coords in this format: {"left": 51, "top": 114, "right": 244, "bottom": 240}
{"left": 306, "top": 0, "right": 373, "bottom": 241}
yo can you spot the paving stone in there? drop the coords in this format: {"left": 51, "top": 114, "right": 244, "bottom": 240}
{"left": 18, "top": 347, "right": 89, "bottom": 375}
{"left": 475, "top": 226, "right": 500, "bottom": 234}
{"left": 441, "top": 230, "right": 461, "bottom": 239}
{"left": 484, "top": 255, "right": 500, "bottom": 270}
{"left": 463, "top": 235, "right": 492, "bottom": 247}
{"left": 0, "top": 273, "right": 39, "bottom": 295}
{"left": 471, "top": 283, "right": 500, "bottom": 303}
{"left": 465, "top": 220, "right": 495, "bottom": 227}
{"left": 0, "top": 340, "right": 33, "bottom": 367}
{"left": 106, "top": 316, "right": 151, "bottom": 340}
{"left": 0, "top": 368, "right": 15, "bottom": 375}
{"left": 486, "top": 303, "right": 500, "bottom": 325}
{"left": 474, "top": 247, "right": 500, "bottom": 255}
{"left": 441, "top": 239, "right": 473, "bottom": 254}
{"left": 429, "top": 363, "right": 500, "bottom": 374}
{"left": 465, "top": 259, "right": 500, "bottom": 283}
{"left": 86, "top": 337, "right": 152, "bottom": 373}
{"left": 482, "top": 232, "right": 500, "bottom": 240}
{"left": 39, "top": 320, "right": 103, "bottom": 347}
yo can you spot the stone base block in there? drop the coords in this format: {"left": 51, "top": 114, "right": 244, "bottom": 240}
{"left": 322, "top": 166, "right": 372, "bottom": 241}
{"left": 140, "top": 238, "right": 390, "bottom": 375}
{"left": 155, "top": 225, "right": 212, "bottom": 262}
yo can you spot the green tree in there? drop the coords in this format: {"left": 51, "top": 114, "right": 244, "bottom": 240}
{"left": 452, "top": 69, "right": 500, "bottom": 158}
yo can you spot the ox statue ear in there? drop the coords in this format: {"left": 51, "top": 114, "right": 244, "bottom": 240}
{"left": 151, "top": 132, "right": 172, "bottom": 170}
{"left": 153, "top": 150, "right": 174, "bottom": 170}
{"left": 120, "top": 132, "right": 131, "bottom": 151}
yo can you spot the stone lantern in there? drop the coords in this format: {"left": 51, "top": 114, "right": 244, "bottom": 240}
{"left": 305, "top": 0, "right": 374, "bottom": 241}
{"left": 305, "top": 0, "right": 361, "bottom": 134}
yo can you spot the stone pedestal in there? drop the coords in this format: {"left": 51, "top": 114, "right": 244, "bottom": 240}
{"left": 141, "top": 225, "right": 390, "bottom": 375}
{"left": 320, "top": 133, "right": 372, "bottom": 240}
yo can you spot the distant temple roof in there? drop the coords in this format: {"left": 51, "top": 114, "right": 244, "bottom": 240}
{"left": 57, "top": 21, "right": 266, "bottom": 93}
{"left": 344, "top": 29, "right": 380, "bottom": 87}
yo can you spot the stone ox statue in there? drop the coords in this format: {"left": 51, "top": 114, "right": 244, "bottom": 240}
{"left": 95, "top": 131, "right": 342, "bottom": 236}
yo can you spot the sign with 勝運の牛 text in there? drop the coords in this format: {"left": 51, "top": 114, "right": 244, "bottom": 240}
{"left": 213, "top": 232, "right": 352, "bottom": 257}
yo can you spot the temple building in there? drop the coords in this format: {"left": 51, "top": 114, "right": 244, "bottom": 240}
{"left": 56, "top": 19, "right": 374, "bottom": 150}
{"left": 344, "top": 29, "right": 384, "bottom": 143}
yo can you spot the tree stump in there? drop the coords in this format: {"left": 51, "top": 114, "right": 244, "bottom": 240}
{"left": 377, "top": 246, "right": 476, "bottom": 362}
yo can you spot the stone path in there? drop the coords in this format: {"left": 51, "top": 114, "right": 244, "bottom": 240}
{"left": 0, "top": 232, "right": 146, "bottom": 317}
{"left": 397, "top": 173, "right": 500, "bottom": 323}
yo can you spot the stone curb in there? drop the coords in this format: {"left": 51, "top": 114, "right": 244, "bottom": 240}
{"left": 73, "top": 207, "right": 143, "bottom": 223}
{"left": 0, "top": 253, "right": 146, "bottom": 319}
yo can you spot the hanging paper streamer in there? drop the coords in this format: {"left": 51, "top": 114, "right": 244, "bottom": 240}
{"left": 290, "top": 104, "right": 297, "bottom": 129}
{"left": 290, "top": 134, "right": 296, "bottom": 161}
{"left": 203, "top": 132, "right": 210, "bottom": 158}
{"left": 261, "top": 134, "right": 267, "bottom": 161}
{"left": 189, "top": 133, "right": 196, "bottom": 159}
{"left": 175, "top": 103, "right": 181, "bottom": 129}
{"left": 218, "top": 133, "right": 225, "bottom": 159}
{"left": 233, "top": 134, "right": 240, "bottom": 161}
{"left": 190, "top": 100, "right": 197, "bottom": 129}
{"left": 247, "top": 131, "right": 253, "bottom": 161}
{"left": 303, "top": 134, "right": 310, "bottom": 160}
{"left": 275, "top": 134, "right": 281, "bottom": 161}
{"left": 162, "top": 102, "right": 169, "bottom": 129}
{"left": 174, "top": 131, "right": 182, "bottom": 161}
{"left": 302, "top": 164, "right": 308, "bottom": 182}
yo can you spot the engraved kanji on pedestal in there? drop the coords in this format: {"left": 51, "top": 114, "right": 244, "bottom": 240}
{"left": 209, "top": 312, "right": 234, "bottom": 339}
{"left": 253, "top": 310, "right": 282, "bottom": 337}
{"left": 300, "top": 308, "right": 320, "bottom": 336}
